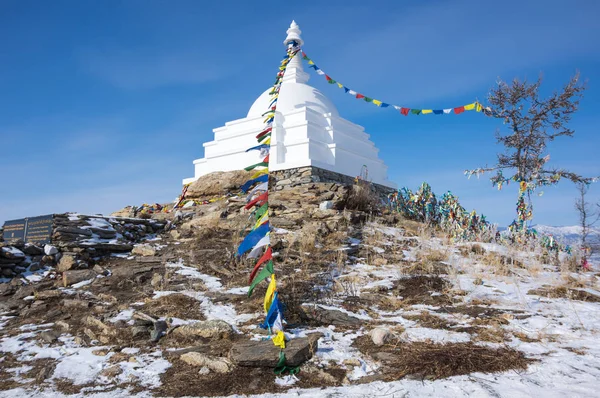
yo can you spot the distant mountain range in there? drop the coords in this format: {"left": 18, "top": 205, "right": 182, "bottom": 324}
{"left": 531, "top": 225, "right": 600, "bottom": 247}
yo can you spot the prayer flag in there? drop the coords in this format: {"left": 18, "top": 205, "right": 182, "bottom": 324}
{"left": 237, "top": 222, "right": 270, "bottom": 256}
{"left": 248, "top": 260, "right": 274, "bottom": 296}
{"left": 401, "top": 108, "right": 410, "bottom": 116}
{"left": 454, "top": 106, "right": 465, "bottom": 114}
{"left": 464, "top": 103, "right": 476, "bottom": 111}
{"left": 422, "top": 109, "right": 433, "bottom": 114}
{"left": 264, "top": 275, "right": 277, "bottom": 313}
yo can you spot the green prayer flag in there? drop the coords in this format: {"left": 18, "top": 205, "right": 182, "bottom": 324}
{"left": 244, "top": 162, "right": 269, "bottom": 172}
{"left": 248, "top": 261, "right": 274, "bottom": 297}
{"left": 411, "top": 109, "right": 422, "bottom": 115}
{"left": 255, "top": 203, "right": 268, "bottom": 220}
{"left": 364, "top": 97, "right": 373, "bottom": 102}
{"left": 327, "top": 79, "right": 336, "bottom": 84}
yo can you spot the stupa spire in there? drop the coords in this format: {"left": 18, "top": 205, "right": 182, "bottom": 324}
{"left": 282, "top": 20, "right": 308, "bottom": 84}
{"left": 284, "top": 20, "right": 304, "bottom": 47}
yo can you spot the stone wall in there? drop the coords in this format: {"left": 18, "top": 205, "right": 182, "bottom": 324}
{"left": 271, "top": 166, "right": 395, "bottom": 197}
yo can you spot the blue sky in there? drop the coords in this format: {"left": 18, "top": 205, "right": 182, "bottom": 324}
{"left": 1, "top": 0, "right": 599, "bottom": 227}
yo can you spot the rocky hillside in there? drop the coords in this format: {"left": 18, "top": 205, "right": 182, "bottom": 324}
{"left": 1, "top": 173, "right": 600, "bottom": 397}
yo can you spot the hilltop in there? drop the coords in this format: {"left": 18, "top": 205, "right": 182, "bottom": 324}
{"left": 1, "top": 174, "right": 600, "bottom": 397}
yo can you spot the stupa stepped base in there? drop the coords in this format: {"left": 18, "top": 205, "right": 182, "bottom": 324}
{"left": 271, "top": 166, "right": 395, "bottom": 196}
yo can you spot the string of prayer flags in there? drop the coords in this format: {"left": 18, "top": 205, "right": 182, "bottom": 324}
{"left": 236, "top": 38, "right": 301, "bottom": 348}
{"left": 302, "top": 51, "right": 486, "bottom": 117}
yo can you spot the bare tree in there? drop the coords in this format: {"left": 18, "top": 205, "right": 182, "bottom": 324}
{"left": 467, "top": 73, "right": 597, "bottom": 231}
{"left": 575, "top": 182, "right": 599, "bottom": 267}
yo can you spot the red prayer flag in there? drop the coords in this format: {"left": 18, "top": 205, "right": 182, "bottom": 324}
{"left": 244, "top": 192, "right": 268, "bottom": 210}
{"left": 249, "top": 247, "right": 273, "bottom": 283}
{"left": 263, "top": 154, "right": 270, "bottom": 163}
{"left": 356, "top": 93, "right": 365, "bottom": 99}
{"left": 400, "top": 108, "right": 410, "bottom": 116}
{"left": 256, "top": 127, "right": 273, "bottom": 140}
{"left": 454, "top": 106, "right": 465, "bottom": 114}
{"left": 325, "top": 75, "right": 332, "bottom": 81}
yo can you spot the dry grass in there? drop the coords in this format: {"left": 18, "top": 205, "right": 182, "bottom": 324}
{"left": 527, "top": 286, "right": 600, "bottom": 302}
{"left": 353, "top": 335, "right": 532, "bottom": 380}
{"left": 143, "top": 294, "right": 206, "bottom": 320}
{"left": 402, "top": 311, "right": 455, "bottom": 329}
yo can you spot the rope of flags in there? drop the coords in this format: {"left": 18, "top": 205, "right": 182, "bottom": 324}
{"left": 236, "top": 40, "right": 302, "bottom": 351}
{"left": 301, "top": 51, "right": 495, "bottom": 116}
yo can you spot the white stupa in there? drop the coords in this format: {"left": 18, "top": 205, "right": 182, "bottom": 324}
{"left": 184, "top": 21, "right": 396, "bottom": 189}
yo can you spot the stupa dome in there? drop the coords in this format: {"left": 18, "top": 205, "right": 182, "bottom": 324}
{"left": 247, "top": 83, "right": 339, "bottom": 118}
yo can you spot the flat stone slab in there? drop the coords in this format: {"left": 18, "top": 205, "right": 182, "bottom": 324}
{"left": 229, "top": 334, "right": 321, "bottom": 367}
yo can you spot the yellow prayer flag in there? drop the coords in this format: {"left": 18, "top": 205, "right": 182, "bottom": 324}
{"left": 308, "top": 60, "right": 315, "bottom": 65}
{"left": 337, "top": 82, "right": 344, "bottom": 89}
{"left": 264, "top": 275, "right": 276, "bottom": 313}
{"left": 476, "top": 103, "right": 482, "bottom": 112}
{"left": 422, "top": 109, "right": 433, "bottom": 114}
{"left": 254, "top": 212, "right": 269, "bottom": 229}
{"left": 251, "top": 169, "right": 268, "bottom": 179}
{"left": 262, "top": 137, "right": 271, "bottom": 145}
{"left": 272, "top": 331, "right": 286, "bottom": 349}
{"left": 373, "top": 99, "right": 383, "bottom": 106}
{"left": 464, "top": 103, "right": 476, "bottom": 111}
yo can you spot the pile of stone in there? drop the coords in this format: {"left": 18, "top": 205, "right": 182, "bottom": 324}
{"left": 52, "top": 213, "right": 164, "bottom": 253}
{"left": 0, "top": 213, "right": 166, "bottom": 280}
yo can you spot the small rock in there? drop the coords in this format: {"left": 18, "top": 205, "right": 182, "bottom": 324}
{"left": 62, "top": 270, "right": 96, "bottom": 287}
{"left": 29, "top": 263, "right": 42, "bottom": 272}
{"left": 132, "top": 326, "right": 149, "bottom": 339}
{"left": 370, "top": 327, "right": 391, "bottom": 346}
{"left": 198, "top": 366, "right": 210, "bottom": 375}
{"left": 132, "top": 244, "right": 156, "bottom": 257}
{"left": 319, "top": 201, "right": 334, "bottom": 210}
{"left": 57, "top": 255, "right": 77, "bottom": 272}
{"left": 55, "top": 320, "right": 70, "bottom": 331}
{"left": 343, "top": 358, "right": 361, "bottom": 367}
{"left": 172, "top": 319, "right": 233, "bottom": 340}
{"left": 100, "top": 365, "right": 122, "bottom": 378}
{"left": 35, "top": 290, "right": 61, "bottom": 300}
{"left": 169, "top": 230, "right": 181, "bottom": 240}
{"left": 63, "top": 299, "right": 90, "bottom": 309}
{"left": 109, "top": 352, "right": 129, "bottom": 364}
{"left": 150, "top": 320, "right": 168, "bottom": 342}
{"left": 40, "top": 330, "right": 60, "bottom": 344}
{"left": 44, "top": 245, "right": 58, "bottom": 256}
{"left": 0, "top": 283, "right": 15, "bottom": 296}
{"left": 93, "top": 264, "right": 108, "bottom": 275}
{"left": 180, "top": 352, "right": 232, "bottom": 373}
{"left": 373, "top": 257, "right": 388, "bottom": 266}
{"left": 93, "top": 350, "right": 108, "bottom": 356}
{"left": 150, "top": 273, "right": 163, "bottom": 289}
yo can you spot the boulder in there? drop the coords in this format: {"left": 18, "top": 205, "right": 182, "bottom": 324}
{"left": 44, "top": 245, "right": 58, "bottom": 255}
{"left": 132, "top": 244, "right": 156, "bottom": 257}
{"left": 62, "top": 270, "right": 96, "bottom": 287}
{"left": 186, "top": 170, "right": 253, "bottom": 198}
{"left": 56, "top": 254, "right": 77, "bottom": 272}
{"left": 300, "top": 305, "right": 362, "bottom": 327}
{"left": 230, "top": 335, "right": 320, "bottom": 367}
{"left": 370, "top": 327, "right": 392, "bottom": 346}
{"left": 0, "top": 247, "right": 25, "bottom": 261}
{"left": 172, "top": 319, "right": 233, "bottom": 340}
{"left": 22, "top": 245, "right": 44, "bottom": 256}
{"left": 180, "top": 352, "right": 232, "bottom": 373}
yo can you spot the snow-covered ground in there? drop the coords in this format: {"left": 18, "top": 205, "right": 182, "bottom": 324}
{"left": 1, "top": 222, "right": 600, "bottom": 397}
